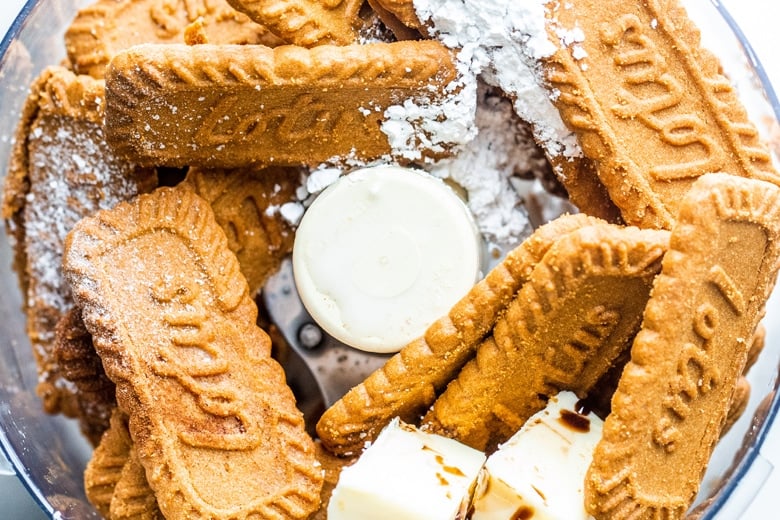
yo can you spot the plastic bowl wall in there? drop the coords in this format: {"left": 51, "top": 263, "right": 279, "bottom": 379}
{"left": 0, "top": 0, "right": 778, "bottom": 518}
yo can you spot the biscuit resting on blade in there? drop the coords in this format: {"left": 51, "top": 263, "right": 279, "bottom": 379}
{"left": 316, "top": 213, "right": 603, "bottom": 455}
{"left": 423, "top": 222, "right": 668, "bottom": 451}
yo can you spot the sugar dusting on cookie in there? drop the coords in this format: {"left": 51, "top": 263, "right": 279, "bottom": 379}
{"left": 412, "top": 0, "right": 582, "bottom": 160}
{"left": 370, "top": 0, "right": 583, "bottom": 252}
{"left": 315, "top": 84, "right": 552, "bottom": 254}
{"left": 24, "top": 117, "right": 149, "bottom": 328}
{"left": 380, "top": 46, "right": 478, "bottom": 162}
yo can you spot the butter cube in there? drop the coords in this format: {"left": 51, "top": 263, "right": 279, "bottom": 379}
{"left": 328, "top": 418, "right": 486, "bottom": 520}
{"left": 471, "top": 391, "right": 602, "bottom": 520}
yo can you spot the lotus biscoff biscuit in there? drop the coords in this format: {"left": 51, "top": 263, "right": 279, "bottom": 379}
{"left": 586, "top": 173, "right": 780, "bottom": 518}
{"left": 103, "top": 40, "right": 462, "bottom": 169}
{"left": 84, "top": 409, "right": 132, "bottom": 518}
{"left": 423, "top": 222, "right": 668, "bottom": 451}
{"left": 1, "top": 66, "right": 156, "bottom": 418}
{"left": 2, "top": 0, "right": 780, "bottom": 518}
{"left": 226, "top": 0, "right": 365, "bottom": 46}
{"left": 65, "top": 0, "right": 285, "bottom": 78}
{"left": 110, "top": 445, "right": 163, "bottom": 520}
{"left": 544, "top": 0, "right": 780, "bottom": 229}
{"left": 64, "top": 186, "right": 323, "bottom": 519}
{"left": 53, "top": 307, "right": 116, "bottom": 446}
{"left": 180, "top": 165, "right": 299, "bottom": 295}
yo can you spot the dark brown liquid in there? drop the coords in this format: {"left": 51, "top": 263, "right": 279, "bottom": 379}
{"left": 559, "top": 409, "right": 591, "bottom": 433}
{"left": 512, "top": 505, "right": 535, "bottom": 519}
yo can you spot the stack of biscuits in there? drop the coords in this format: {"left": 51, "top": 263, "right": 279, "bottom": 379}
{"left": 2, "top": 0, "right": 779, "bottom": 519}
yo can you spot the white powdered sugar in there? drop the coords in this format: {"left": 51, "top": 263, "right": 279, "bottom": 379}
{"left": 377, "top": 0, "right": 584, "bottom": 251}
{"left": 267, "top": 165, "right": 344, "bottom": 226}
{"left": 412, "top": 0, "right": 582, "bottom": 159}
{"left": 424, "top": 83, "right": 536, "bottom": 251}
{"left": 278, "top": 201, "right": 305, "bottom": 226}
{"left": 556, "top": 25, "right": 587, "bottom": 61}
{"left": 305, "top": 167, "right": 342, "bottom": 194}
{"left": 381, "top": 47, "right": 479, "bottom": 162}
{"left": 23, "top": 116, "right": 152, "bottom": 341}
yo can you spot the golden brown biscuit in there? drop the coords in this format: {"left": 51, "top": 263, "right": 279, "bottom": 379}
{"left": 423, "top": 223, "right": 668, "bottom": 451}
{"left": 110, "top": 444, "right": 164, "bottom": 520}
{"left": 584, "top": 327, "right": 761, "bottom": 423}
{"left": 52, "top": 165, "right": 297, "bottom": 445}
{"left": 53, "top": 307, "right": 116, "bottom": 446}
{"left": 180, "top": 165, "right": 299, "bottom": 295}
{"left": 720, "top": 376, "right": 750, "bottom": 439}
{"left": 316, "top": 213, "right": 603, "bottom": 456}
{"left": 85, "top": 409, "right": 132, "bottom": 518}
{"left": 544, "top": 0, "right": 780, "bottom": 229}
{"left": 225, "top": 0, "right": 364, "bottom": 46}
{"left": 368, "top": 0, "right": 421, "bottom": 32}
{"left": 65, "top": 0, "right": 285, "bottom": 78}
{"left": 745, "top": 322, "right": 766, "bottom": 374}
{"left": 104, "top": 41, "right": 460, "bottom": 168}
{"left": 548, "top": 155, "right": 623, "bottom": 223}
{"left": 64, "top": 186, "right": 322, "bottom": 519}
{"left": 586, "top": 173, "right": 780, "bottom": 519}
{"left": 0, "top": 66, "right": 156, "bottom": 417}
{"left": 1, "top": 65, "right": 40, "bottom": 277}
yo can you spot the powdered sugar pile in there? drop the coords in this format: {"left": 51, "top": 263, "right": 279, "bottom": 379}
{"left": 380, "top": 47, "right": 479, "bottom": 162}
{"left": 252, "top": 1, "right": 587, "bottom": 254}
{"left": 424, "top": 83, "right": 538, "bottom": 251}
{"left": 412, "top": 0, "right": 581, "bottom": 159}
{"left": 371, "top": 0, "right": 582, "bottom": 251}
{"left": 283, "top": 86, "right": 559, "bottom": 255}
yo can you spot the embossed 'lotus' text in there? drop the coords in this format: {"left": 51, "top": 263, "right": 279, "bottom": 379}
{"left": 601, "top": 14, "right": 724, "bottom": 181}
{"left": 542, "top": 305, "right": 621, "bottom": 390}
{"left": 193, "top": 92, "right": 370, "bottom": 148}
{"left": 651, "top": 264, "right": 747, "bottom": 452}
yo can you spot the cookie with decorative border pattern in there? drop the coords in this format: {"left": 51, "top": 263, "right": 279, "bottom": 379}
{"left": 423, "top": 222, "right": 668, "bottom": 451}
{"left": 316, "top": 213, "right": 603, "bottom": 455}
{"left": 225, "top": 0, "right": 364, "bottom": 46}
{"left": 1, "top": 66, "right": 156, "bottom": 417}
{"left": 64, "top": 186, "right": 323, "bottom": 520}
{"left": 65, "top": 0, "right": 284, "bottom": 79}
{"left": 85, "top": 409, "right": 132, "bottom": 518}
{"left": 104, "top": 41, "right": 461, "bottom": 168}
{"left": 586, "top": 173, "right": 780, "bottom": 519}
{"left": 544, "top": 0, "right": 780, "bottom": 229}
{"left": 180, "top": 165, "right": 299, "bottom": 295}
